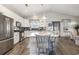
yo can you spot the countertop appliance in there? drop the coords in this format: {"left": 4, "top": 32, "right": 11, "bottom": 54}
{"left": 0, "top": 14, "right": 14, "bottom": 54}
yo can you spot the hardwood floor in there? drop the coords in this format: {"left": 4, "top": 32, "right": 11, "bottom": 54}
{"left": 5, "top": 37, "right": 79, "bottom": 55}
{"left": 56, "top": 37, "right": 79, "bottom": 55}
{"left": 5, "top": 38, "right": 29, "bottom": 55}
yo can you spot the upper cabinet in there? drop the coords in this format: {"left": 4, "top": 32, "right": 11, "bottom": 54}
{"left": 21, "top": 19, "right": 30, "bottom": 27}
{"left": 40, "top": 19, "right": 46, "bottom": 27}
{"left": 21, "top": 19, "right": 47, "bottom": 28}
{"left": 62, "top": 19, "right": 71, "bottom": 31}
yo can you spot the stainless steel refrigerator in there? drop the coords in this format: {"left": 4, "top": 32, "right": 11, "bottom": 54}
{"left": 0, "top": 14, "right": 14, "bottom": 54}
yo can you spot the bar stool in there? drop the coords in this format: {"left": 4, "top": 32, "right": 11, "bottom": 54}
{"left": 36, "top": 35, "right": 54, "bottom": 55}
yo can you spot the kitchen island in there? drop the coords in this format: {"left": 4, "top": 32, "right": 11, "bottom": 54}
{"left": 27, "top": 31, "right": 59, "bottom": 55}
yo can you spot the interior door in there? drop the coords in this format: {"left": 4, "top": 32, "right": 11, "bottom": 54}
{"left": 52, "top": 21, "right": 60, "bottom": 31}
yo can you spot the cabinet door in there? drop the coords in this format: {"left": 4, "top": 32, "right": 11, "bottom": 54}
{"left": 14, "top": 32, "right": 19, "bottom": 44}
{"left": 0, "top": 15, "right": 6, "bottom": 40}
{"left": 22, "top": 19, "right": 29, "bottom": 27}
{"left": 10, "top": 18, "right": 13, "bottom": 38}
{"left": 4, "top": 17, "right": 10, "bottom": 38}
{"left": 40, "top": 19, "right": 46, "bottom": 27}
{"left": 0, "top": 38, "right": 13, "bottom": 54}
{"left": 4, "top": 17, "right": 13, "bottom": 38}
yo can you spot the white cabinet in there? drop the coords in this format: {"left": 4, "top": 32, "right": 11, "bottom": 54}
{"left": 24, "top": 31, "right": 31, "bottom": 37}
{"left": 24, "top": 31, "right": 28, "bottom": 38}
{"left": 40, "top": 19, "right": 46, "bottom": 27}
{"left": 75, "top": 36, "right": 79, "bottom": 45}
{"left": 22, "top": 19, "right": 30, "bottom": 27}
{"left": 14, "top": 32, "right": 19, "bottom": 44}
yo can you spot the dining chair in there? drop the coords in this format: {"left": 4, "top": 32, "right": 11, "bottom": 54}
{"left": 36, "top": 35, "right": 54, "bottom": 55}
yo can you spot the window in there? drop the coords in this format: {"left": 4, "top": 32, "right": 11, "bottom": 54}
{"left": 30, "top": 20, "right": 39, "bottom": 28}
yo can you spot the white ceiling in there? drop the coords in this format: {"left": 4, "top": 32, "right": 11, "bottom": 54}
{"left": 2, "top": 4, "right": 79, "bottom": 18}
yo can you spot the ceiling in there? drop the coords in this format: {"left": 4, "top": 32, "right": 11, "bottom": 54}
{"left": 2, "top": 4, "right": 79, "bottom": 18}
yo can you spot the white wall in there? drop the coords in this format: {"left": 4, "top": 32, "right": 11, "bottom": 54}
{"left": 44, "top": 12, "right": 78, "bottom": 36}
{"left": 0, "top": 5, "right": 24, "bottom": 26}
{"left": 37, "top": 11, "right": 78, "bottom": 22}
{"left": 28, "top": 11, "right": 79, "bottom": 36}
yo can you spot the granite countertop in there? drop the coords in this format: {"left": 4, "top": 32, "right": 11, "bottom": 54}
{"left": 14, "top": 30, "right": 24, "bottom": 32}
{"left": 26, "top": 31, "right": 59, "bottom": 37}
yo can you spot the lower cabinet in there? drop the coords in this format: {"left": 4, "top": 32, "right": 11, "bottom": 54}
{"left": 0, "top": 38, "right": 13, "bottom": 54}
{"left": 14, "top": 32, "right": 19, "bottom": 44}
